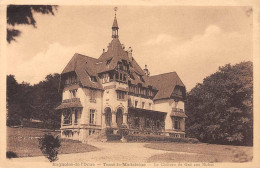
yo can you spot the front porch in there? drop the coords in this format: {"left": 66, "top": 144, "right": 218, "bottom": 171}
{"left": 103, "top": 107, "right": 185, "bottom": 137}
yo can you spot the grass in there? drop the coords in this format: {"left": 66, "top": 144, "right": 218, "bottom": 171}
{"left": 144, "top": 143, "right": 253, "bottom": 163}
{"left": 7, "top": 127, "right": 99, "bottom": 158}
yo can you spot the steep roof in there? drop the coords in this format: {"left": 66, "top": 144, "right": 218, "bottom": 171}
{"left": 98, "top": 38, "right": 144, "bottom": 74}
{"left": 149, "top": 72, "right": 185, "bottom": 100}
{"left": 62, "top": 53, "right": 103, "bottom": 90}
{"left": 112, "top": 16, "right": 119, "bottom": 28}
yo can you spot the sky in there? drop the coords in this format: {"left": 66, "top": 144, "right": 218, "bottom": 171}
{"left": 7, "top": 6, "right": 253, "bottom": 91}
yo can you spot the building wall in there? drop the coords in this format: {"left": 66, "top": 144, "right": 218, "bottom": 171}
{"left": 60, "top": 82, "right": 186, "bottom": 141}
{"left": 153, "top": 99, "right": 171, "bottom": 130}
{"left": 128, "top": 95, "right": 154, "bottom": 110}
{"left": 154, "top": 99, "right": 186, "bottom": 132}
{"left": 81, "top": 88, "right": 103, "bottom": 126}
{"left": 102, "top": 81, "right": 128, "bottom": 113}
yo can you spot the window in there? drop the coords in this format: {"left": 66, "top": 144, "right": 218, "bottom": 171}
{"left": 70, "top": 89, "right": 77, "bottom": 98}
{"left": 102, "top": 73, "right": 110, "bottom": 83}
{"left": 90, "top": 76, "right": 97, "bottom": 82}
{"left": 119, "top": 64, "right": 123, "bottom": 70}
{"left": 117, "top": 91, "right": 125, "bottom": 100}
{"left": 123, "top": 74, "right": 126, "bottom": 81}
{"left": 120, "top": 73, "right": 122, "bottom": 80}
{"left": 135, "top": 100, "right": 138, "bottom": 108}
{"left": 149, "top": 103, "right": 152, "bottom": 109}
{"left": 130, "top": 73, "right": 135, "bottom": 80}
{"left": 90, "top": 90, "right": 96, "bottom": 100}
{"left": 106, "top": 58, "right": 112, "bottom": 65}
{"left": 115, "top": 72, "right": 119, "bottom": 80}
{"left": 109, "top": 72, "right": 114, "bottom": 81}
{"left": 174, "top": 120, "right": 180, "bottom": 129}
{"left": 89, "top": 109, "right": 95, "bottom": 124}
{"left": 63, "top": 109, "right": 72, "bottom": 125}
{"left": 74, "top": 109, "right": 78, "bottom": 124}
{"left": 134, "top": 117, "right": 140, "bottom": 128}
{"left": 65, "top": 75, "right": 78, "bottom": 85}
{"left": 142, "top": 102, "right": 145, "bottom": 109}
{"left": 106, "top": 113, "right": 112, "bottom": 126}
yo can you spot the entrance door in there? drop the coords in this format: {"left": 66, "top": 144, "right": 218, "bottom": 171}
{"left": 116, "top": 108, "right": 123, "bottom": 127}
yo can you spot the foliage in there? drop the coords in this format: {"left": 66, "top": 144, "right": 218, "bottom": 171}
{"left": 6, "top": 151, "right": 18, "bottom": 158}
{"left": 118, "top": 124, "right": 129, "bottom": 137}
{"left": 106, "top": 134, "right": 122, "bottom": 141}
{"left": 6, "top": 117, "right": 21, "bottom": 127}
{"left": 6, "top": 73, "right": 63, "bottom": 129}
{"left": 105, "top": 128, "right": 114, "bottom": 136}
{"left": 38, "top": 134, "right": 61, "bottom": 162}
{"left": 7, "top": 5, "right": 58, "bottom": 43}
{"left": 185, "top": 61, "right": 253, "bottom": 146}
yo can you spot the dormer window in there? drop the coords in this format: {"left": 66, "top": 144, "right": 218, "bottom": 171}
{"left": 139, "top": 75, "right": 144, "bottom": 82}
{"left": 129, "top": 73, "right": 135, "bottom": 80}
{"left": 91, "top": 76, "right": 97, "bottom": 82}
{"left": 106, "top": 58, "right": 112, "bottom": 65}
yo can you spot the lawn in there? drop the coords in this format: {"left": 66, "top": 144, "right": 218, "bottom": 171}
{"left": 7, "top": 127, "right": 99, "bottom": 158}
{"left": 145, "top": 143, "right": 253, "bottom": 163}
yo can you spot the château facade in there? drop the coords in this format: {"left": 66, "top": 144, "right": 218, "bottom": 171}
{"left": 56, "top": 10, "right": 187, "bottom": 142}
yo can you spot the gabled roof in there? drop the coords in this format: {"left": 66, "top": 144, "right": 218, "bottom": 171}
{"left": 98, "top": 38, "right": 130, "bottom": 69}
{"left": 97, "top": 38, "right": 149, "bottom": 86}
{"left": 62, "top": 53, "right": 103, "bottom": 90}
{"left": 149, "top": 72, "right": 185, "bottom": 100}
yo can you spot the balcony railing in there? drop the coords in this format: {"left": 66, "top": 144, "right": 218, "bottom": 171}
{"left": 63, "top": 98, "right": 80, "bottom": 103}
{"left": 172, "top": 108, "right": 184, "bottom": 113}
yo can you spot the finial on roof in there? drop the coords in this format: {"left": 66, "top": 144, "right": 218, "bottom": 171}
{"left": 144, "top": 65, "right": 150, "bottom": 76}
{"left": 112, "top": 7, "right": 119, "bottom": 38}
{"left": 114, "top": 7, "right": 118, "bottom": 16}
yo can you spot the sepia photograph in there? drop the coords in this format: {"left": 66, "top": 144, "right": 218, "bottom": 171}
{"left": 1, "top": 0, "right": 260, "bottom": 168}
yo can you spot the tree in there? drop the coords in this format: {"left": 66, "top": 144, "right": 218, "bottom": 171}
{"left": 6, "top": 73, "right": 63, "bottom": 129}
{"left": 185, "top": 61, "right": 253, "bottom": 146}
{"left": 38, "top": 134, "right": 61, "bottom": 162}
{"left": 31, "top": 73, "right": 63, "bottom": 129}
{"left": 7, "top": 5, "right": 58, "bottom": 43}
{"left": 6, "top": 75, "right": 22, "bottom": 126}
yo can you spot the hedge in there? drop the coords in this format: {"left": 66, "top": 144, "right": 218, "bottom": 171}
{"left": 126, "top": 134, "right": 199, "bottom": 143}
{"left": 106, "top": 134, "right": 121, "bottom": 141}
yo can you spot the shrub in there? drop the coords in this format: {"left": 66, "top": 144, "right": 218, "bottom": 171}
{"left": 106, "top": 134, "right": 121, "bottom": 141}
{"left": 105, "top": 128, "right": 114, "bottom": 136}
{"left": 118, "top": 125, "right": 129, "bottom": 137}
{"left": 6, "top": 151, "right": 18, "bottom": 158}
{"left": 38, "top": 134, "right": 61, "bottom": 162}
{"left": 6, "top": 117, "right": 21, "bottom": 127}
{"left": 126, "top": 134, "right": 199, "bottom": 143}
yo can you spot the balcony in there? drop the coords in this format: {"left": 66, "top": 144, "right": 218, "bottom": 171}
{"left": 172, "top": 108, "right": 184, "bottom": 113}
{"left": 171, "top": 108, "right": 187, "bottom": 118}
{"left": 62, "top": 98, "right": 80, "bottom": 103}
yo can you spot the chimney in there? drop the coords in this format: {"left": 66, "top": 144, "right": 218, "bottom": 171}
{"left": 127, "top": 47, "right": 133, "bottom": 61}
{"left": 143, "top": 65, "right": 150, "bottom": 76}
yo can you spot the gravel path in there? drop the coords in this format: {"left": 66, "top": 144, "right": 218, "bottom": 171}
{"left": 7, "top": 141, "right": 174, "bottom": 166}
